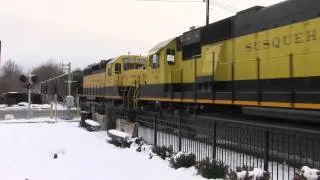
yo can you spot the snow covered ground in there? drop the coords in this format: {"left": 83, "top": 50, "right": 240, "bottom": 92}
{"left": 0, "top": 119, "right": 204, "bottom": 180}
{"left": 1, "top": 117, "right": 317, "bottom": 180}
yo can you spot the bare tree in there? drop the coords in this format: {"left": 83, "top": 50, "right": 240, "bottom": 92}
{"left": 0, "top": 60, "right": 24, "bottom": 94}
{"left": 32, "top": 60, "right": 64, "bottom": 82}
{"left": 31, "top": 60, "right": 64, "bottom": 93}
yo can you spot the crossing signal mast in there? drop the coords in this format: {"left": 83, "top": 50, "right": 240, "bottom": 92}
{"left": 20, "top": 74, "right": 39, "bottom": 119}
{"left": 62, "top": 62, "right": 75, "bottom": 120}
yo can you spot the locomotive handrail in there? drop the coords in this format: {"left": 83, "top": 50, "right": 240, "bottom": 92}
{"left": 198, "top": 115, "right": 320, "bottom": 135}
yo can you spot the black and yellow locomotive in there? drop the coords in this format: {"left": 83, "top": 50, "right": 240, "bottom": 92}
{"left": 82, "top": 0, "right": 320, "bottom": 120}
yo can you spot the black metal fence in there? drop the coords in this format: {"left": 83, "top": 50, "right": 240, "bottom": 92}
{"left": 117, "top": 108, "right": 320, "bottom": 180}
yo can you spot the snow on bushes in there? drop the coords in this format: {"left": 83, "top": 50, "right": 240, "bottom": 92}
{"left": 107, "top": 129, "right": 132, "bottom": 148}
{"left": 151, "top": 145, "right": 173, "bottom": 160}
{"left": 170, "top": 152, "right": 196, "bottom": 169}
{"left": 105, "top": 133, "right": 274, "bottom": 180}
{"left": 108, "top": 137, "right": 132, "bottom": 148}
{"left": 228, "top": 166, "right": 270, "bottom": 180}
{"left": 195, "top": 157, "right": 228, "bottom": 179}
{"left": 295, "top": 166, "right": 320, "bottom": 180}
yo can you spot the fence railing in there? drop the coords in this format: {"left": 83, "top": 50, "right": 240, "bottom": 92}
{"left": 0, "top": 109, "right": 78, "bottom": 120}
{"left": 115, "top": 108, "right": 320, "bottom": 180}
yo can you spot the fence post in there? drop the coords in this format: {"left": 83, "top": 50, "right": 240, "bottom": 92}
{"left": 264, "top": 129, "right": 269, "bottom": 172}
{"left": 178, "top": 110, "right": 182, "bottom": 151}
{"left": 154, "top": 113, "right": 157, "bottom": 146}
{"left": 122, "top": 107, "right": 125, "bottom": 120}
{"left": 212, "top": 120, "right": 217, "bottom": 160}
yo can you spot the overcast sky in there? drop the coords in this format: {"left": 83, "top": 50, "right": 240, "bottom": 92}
{"left": 0, "top": 0, "right": 284, "bottom": 71}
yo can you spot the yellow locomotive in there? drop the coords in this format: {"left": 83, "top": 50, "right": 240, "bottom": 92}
{"left": 82, "top": 0, "right": 320, "bottom": 120}
{"left": 82, "top": 55, "right": 146, "bottom": 110}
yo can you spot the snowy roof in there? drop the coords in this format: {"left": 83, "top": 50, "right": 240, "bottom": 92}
{"left": 148, "top": 38, "right": 175, "bottom": 55}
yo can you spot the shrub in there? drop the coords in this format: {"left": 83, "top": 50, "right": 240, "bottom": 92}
{"left": 134, "top": 137, "right": 144, "bottom": 145}
{"left": 261, "top": 172, "right": 271, "bottom": 180}
{"left": 237, "top": 165, "right": 254, "bottom": 172}
{"left": 152, "top": 145, "right": 173, "bottom": 160}
{"left": 294, "top": 174, "right": 308, "bottom": 180}
{"left": 132, "top": 137, "right": 145, "bottom": 152}
{"left": 230, "top": 171, "right": 254, "bottom": 180}
{"left": 229, "top": 166, "right": 270, "bottom": 180}
{"left": 170, "top": 152, "right": 196, "bottom": 169}
{"left": 196, "top": 158, "right": 228, "bottom": 179}
{"left": 294, "top": 166, "right": 320, "bottom": 180}
{"left": 108, "top": 137, "right": 132, "bottom": 148}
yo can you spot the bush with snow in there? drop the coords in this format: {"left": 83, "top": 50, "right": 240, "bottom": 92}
{"left": 151, "top": 145, "right": 173, "bottom": 160}
{"left": 107, "top": 129, "right": 132, "bottom": 148}
{"left": 132, "top": 137, "right": 145, "bottom": 152}
{"left": 295, "top": 166, "right": 320, "bottom": 180}
{"left": 108, "top": 137, "right": 132, "bottom": 148}
{"left": 229, "top": 166, "right": 270, "bottom": 180}
{"left": 195, "top": 157, "right": 228, "bottom": 179}
{"left": 170, "top": 152, "right": 196, "bottom": 169}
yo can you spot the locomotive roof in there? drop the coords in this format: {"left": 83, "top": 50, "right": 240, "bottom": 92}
{"left": 106, "top": 55, "right": 145, "bottom": 65}
{"left": 233, "top": 0, "right": 320, "bottom": 37}
{"left": 148, "top": 38, "right": 175, "bottom": 55}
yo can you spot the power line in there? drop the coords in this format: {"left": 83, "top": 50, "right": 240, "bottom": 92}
{"left": 136, "top": 0, "right": 203, "bottom": 2}
{"left": 135, "top": 0, "right": 239, "bottom": 25}
{"left": 210, "top": 0, "right": 239, "bottom": 12}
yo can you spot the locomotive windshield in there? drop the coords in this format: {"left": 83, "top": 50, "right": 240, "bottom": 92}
{"left": 123, "top": 58, "right": 145, "bottom": 70}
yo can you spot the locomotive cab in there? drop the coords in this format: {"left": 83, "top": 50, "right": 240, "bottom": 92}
{"left": 139, "top": 37, "right": 183, "bottom": 107}
{"left": 105, "top": 55, "right": 147, "bottom": 108}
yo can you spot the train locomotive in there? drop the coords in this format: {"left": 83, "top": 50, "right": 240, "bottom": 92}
{"left": 80, "top": 0, "right": 320, "bottom": 120}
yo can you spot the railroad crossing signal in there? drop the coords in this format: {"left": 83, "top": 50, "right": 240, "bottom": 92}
{"left": 19, "top": 74, "right": 39, "bottom": 119}
{"left": 20, "top": 75, "right": 27, "bottom": 83}
{"left": 20, "top": 75, "right": 38, "bottom": 85}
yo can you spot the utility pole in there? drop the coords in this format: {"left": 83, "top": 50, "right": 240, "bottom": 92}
{"left": 206, "top": 0, "right": 210, "bottom": 25}
{"left": 27, "top": 74, "right": 32, "bottom": 119}
{"left": 67, "top": 62, "right": 71, "bottom": 96}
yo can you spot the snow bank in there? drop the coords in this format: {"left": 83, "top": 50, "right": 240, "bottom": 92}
{"left": 4, "top": 114, "right": 15, "bottom": 120}
{"left": 0, "top": 117, "right": 80, "bottom": 124}
{"left": 0, "top": 104, "right": 8, "bottom": 109}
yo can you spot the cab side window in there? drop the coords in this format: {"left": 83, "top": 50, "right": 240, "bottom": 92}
{"left": 115, "top": 63, "right": 121, "bottom": 74}
{"left": 107, "top": 65, "right": 112, "bottom": 76}
{"left": 166, "top": 49, "right": 175, "bottom": 65}
{"left": 151, "top": 53, "right": 160, "bottom": 69}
